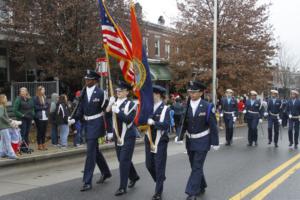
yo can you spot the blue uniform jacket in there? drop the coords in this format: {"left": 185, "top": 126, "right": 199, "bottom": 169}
{"left": 75, "top": 86, "right": 108, "bottom": 139}
{"left": 182, "top": 99, "right": 219, "bottom": 151}
{"left": 221, "top": 97, "right": 238, "bottom": 118}
{"left": 267, "top": 98, "right": 282, "bottom": 118}
{"left": 287, "top": 99, "right": 300, "bottom": 116}
{"left": 115, "top": 99, "right": 137, "bottom": 139}
{"left": 245, "top": 99, "right": 264, "bottom": 119}
{"left": 148, "top": 102, "right": 170, "bottom": 143}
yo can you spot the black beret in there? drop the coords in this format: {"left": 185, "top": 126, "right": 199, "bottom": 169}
{"left": 187, "top": 80, "right": 207, "bottom": 92}
{"left": 84, "top": 70, "right": 100, "bottom": 80}
{"left": 152, "top": 85, "right": 166, "bottom": 95}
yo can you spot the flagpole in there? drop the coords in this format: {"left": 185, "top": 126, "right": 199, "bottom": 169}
{"left": 104, "top": 46, "right": 122, "bottom": 145}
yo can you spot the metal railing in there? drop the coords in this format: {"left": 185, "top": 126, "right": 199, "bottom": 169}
{"left": 10, "top": 81, "right": 59, "bottom": 102}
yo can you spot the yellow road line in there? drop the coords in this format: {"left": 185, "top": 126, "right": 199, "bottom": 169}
{"left": 251, "top": 162, "right": 300, "bottom": 200}
{"left": 229, "top": 153, "right": 300, "bottom": 200}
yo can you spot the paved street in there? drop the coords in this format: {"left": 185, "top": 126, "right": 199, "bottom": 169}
{"left": 0, "top": 124, "right": 300, "bottom": 200}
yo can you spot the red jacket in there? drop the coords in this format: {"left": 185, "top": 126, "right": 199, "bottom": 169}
{"left": 238, "top": 101, "right": 245, "bottom": 112}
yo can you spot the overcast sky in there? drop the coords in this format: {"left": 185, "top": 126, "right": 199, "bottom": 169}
{"left": 137, "top": 0, "right": 300, "bottom": 62}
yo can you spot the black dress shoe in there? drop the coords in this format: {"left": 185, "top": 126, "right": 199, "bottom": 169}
{"left": 115, "top": 188, "right": 127, "bottom": 196}
{"left": 295, "top": 145, "right": 298, "bottom": 149}
{"left": 152, "top": 193, "right": 162, "bottom": 200}
{"left": 254, "top": 142, "right": 258, "bottom": 146}
{"left": 80, "top": 184, "right": 92, "bottom": 192}
{"left": 128, "top": 176, "right": 140, "bottom": 188}
{"left": 275, "top": 144, "right": 278, "bottom": 148}
{"left": 96, "top": 174, "right": 112, "bottom": 184}
{"left": 225, "top": 142, "right": 231, "bottom": 146}
{"left": 186, "top": 195, "right": 197, "bottom": 200}
{"left": 197, "top": 188, "right": 205, "bottom": 195}
{"left": 289, "top": 143, "right": 293, "bottom": 147}
{"left": 247, "top": 143, "right": 252, "bottom": 147}
{"left": 268, "top": 141, "right": 271, "bottom": 145}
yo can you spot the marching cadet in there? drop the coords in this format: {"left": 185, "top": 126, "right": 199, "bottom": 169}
{"left": 265, "top": 90, "right": 282, "bottom": 147}
{"left": 175, "top": 80, "right": 219, "bottom": 200}
{"left": 146, "top": 85, "right": 171, "bottom": 200}
{"left": 106, "top": 80, "right": 140, "bottom": 196}
{"left": 287, "top": 90, "right": 300, "bottom": 149}
{"left": 243, "top": 91, "right": 264, "bottom": 146}
{"left": 73, "top": 70, "right": 112, "bottom": 192}
{"left": 220, "top": 89, "right": 238, "bottom": 145}
{"left": 281, "top": 97, "right": 289, "bottom": 128}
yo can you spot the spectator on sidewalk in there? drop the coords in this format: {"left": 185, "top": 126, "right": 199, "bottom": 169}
{"left": 9, "top": 128, "right": 22, "bottom": 155}
{"left": 0, "top": 94, "right": 20, "bottom": 159}
{"left": 171, "top": 97, "right": 184, "bottom": 136}
{"left": 34, "top": 86, "right": 49, "bottom": 151}
{"left": 56, "top": 94, "right": 71, "bottom": 149}
{"left": 238, "top": 97, "right": 245, "bottom": 124}
{"left": 73, "top": 90, "right": 85, "bottom": 147}
{"left": 13, "top": 87, "right": 35, "bottom": 151}
{"left": 50, "top": 93, "right": 59, "bottom": 146}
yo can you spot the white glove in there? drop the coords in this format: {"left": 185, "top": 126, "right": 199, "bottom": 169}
{"left": 233, "top": 117, "right": 237, "bottom": 122}
{"left": 112, "top": 105, "right": 120, "bottom": 114}
{"left": 211, "top": 145, "right": 220, "bottom": 151}
{"left": 289, "top": 114, "right": 292, "bottom": 119}
{"left": 259, "top": 119, "right": 263, "bottom": 123}
{"left": 278, "top": 119, "right": 282, "bottom": 124}
{"left": 243, "top": 110, "right": 247, "bottom": 114}
{"left": 107, "top": 132, "right": 113, "bottom": 140}
{"left": 264, "top": 112, "right": 268, "bottom": 117}
{"left": 147, "top": 118, "right": 155, "bottom": 125}
{"left": 68, "top": 117, "right": 75, "bottom": 126}
{"left": 108, "top": 97, "right": 116, "bottom": 106}
{"left": 174, "top": 136, "right": 184, "bottom": 144}
{"left": 220, "top": 113, "right": 224, "bottom": 117}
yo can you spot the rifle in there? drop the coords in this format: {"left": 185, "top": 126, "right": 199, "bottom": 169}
{"left": 70, "top": 87, "right": 86, "bottom": 119}
{"left": 178, "top": 97, "right": 191, "bottom": 141}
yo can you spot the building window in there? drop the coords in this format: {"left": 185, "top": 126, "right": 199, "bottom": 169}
{"left": 143, "top": 37, "right": 149, "bottom": 56}
{"left": 0, "top": 48, "right": 7, "bottom": 85}
{"left": 165, "top": 43, "right": 170, "bottom": 59}
{"left": 155, "top": 39, "right": 160, "bottom": 57}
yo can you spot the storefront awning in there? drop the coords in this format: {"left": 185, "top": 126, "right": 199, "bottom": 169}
{"left": 149, "top": 64, "right": 172, "bottom": 81}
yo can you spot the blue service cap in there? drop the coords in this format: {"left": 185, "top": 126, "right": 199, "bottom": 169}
{"left": 84, "top": 70, "right": 100, "bottom": 80}
{"left": 116, "top": 80, "right": 132, "bottom": 91}
{"left": 152, "top": 85, "right": 166, "bottom": 95}
{"left": 187, "top": 80, "right": 207, "bottom": 92}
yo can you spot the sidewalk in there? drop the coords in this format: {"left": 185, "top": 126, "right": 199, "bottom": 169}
{"left": 0, "top": 123, "right": 247, "bottom": 168}
{"left": 0, "top": 137, "right": 146, "bottom": 168}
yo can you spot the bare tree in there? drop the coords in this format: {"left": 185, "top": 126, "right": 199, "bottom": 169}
{"left": 170, "top": 0, "right": 276, "bottom": 95}
{"left": 2, "top": 0, "right": 141, "bottom": 89}
{"left": 274, "top": 43, "right": 300, "bottom": 97}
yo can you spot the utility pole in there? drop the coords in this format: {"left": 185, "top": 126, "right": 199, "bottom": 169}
{"left": 212, "top": 0, "right": 218, "bottom": 105}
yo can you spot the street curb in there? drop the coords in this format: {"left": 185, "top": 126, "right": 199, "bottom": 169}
{"left": 0, "top": 135, "right": 177, "bottom": 168}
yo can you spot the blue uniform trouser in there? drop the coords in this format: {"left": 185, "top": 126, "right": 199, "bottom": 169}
{"left": 224, "top": 116, "right": 234, "bottom": 143}
{"left": 83, "top": 139, "right": 111, "bottom": 185}
{"left": 268, "top": 116, "right": 279, "bottom": 144}
{"left": 288, "top": 119, "right": 299, "bottom": 145}
{"left": 185, "top": 150, "right": 208, "bottom": 196}
{"left": 115, "top": 136, "right": 139, "bottom": 189}
{"left": 247, "top": 118, "right": 259, "bottom": 144}
{"left": 145, "top": 139, "right": 168, "bottom": 194}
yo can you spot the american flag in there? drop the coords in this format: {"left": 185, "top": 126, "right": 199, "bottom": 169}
{"left": 98, "top": 0, "right": 135, "bottom": 83}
